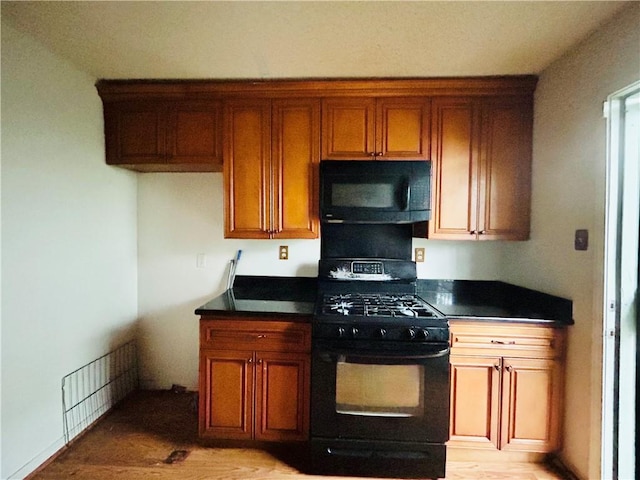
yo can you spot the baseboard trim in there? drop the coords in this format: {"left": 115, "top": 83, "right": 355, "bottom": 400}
{"left": 22, "top": 390, "right": 138, "bottom": 480}
{"left": 9, "top": 437, "right": 65, "bottom": 480}
{"left": 546, "top": 453, "right": 582, "bottom": 480}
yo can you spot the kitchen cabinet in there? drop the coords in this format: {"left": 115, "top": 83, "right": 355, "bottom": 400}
{"left": 428, "top": 96, "right": 532, "bottom": 240}
{"left": 322, "top": 97, "right": 430, "bottom": 160}
{"left": 448, "top": 321, "right": 565, "bottom": 453}
{"left": 199, "top": 318, "right": 311, "bottom": 442}
{"left": 103, "top": 100, "right": 222, "bottom": 172}
{"left": 224, "top": 98, "right": 320, "bottom": 239}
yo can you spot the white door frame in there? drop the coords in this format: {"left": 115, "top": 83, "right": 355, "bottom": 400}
{"left": 602, "top": 81, "right": 639, "bottom": 480}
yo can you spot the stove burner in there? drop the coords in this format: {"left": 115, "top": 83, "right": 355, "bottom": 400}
{"left": 321, "top": 293, "right": 437, "bottom": 318}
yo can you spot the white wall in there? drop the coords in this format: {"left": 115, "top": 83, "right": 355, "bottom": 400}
{"left": 502, "top": 4, "right": 640, "bottom": 479}
{"left": 0, "top": 22, "right": 139, "bottom": 479}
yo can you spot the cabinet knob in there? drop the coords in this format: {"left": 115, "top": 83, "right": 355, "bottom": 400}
{"left": 257, "top": 358, "right": 263, "bottom": 365}
{"left": 369, "top": 152, "right": 376, "bottom": 157}
{"left": 494, "top": 364, "right": 500, "bottom": 371}
{"left": 470, "top": 230, "right": 477, "bottom": 235}
{"left": 479, "top": 230, "right": 486, "bottom": 235}
{"left": 505, "top": 365, "right": 513, "bottom": 372}
{"left": 375, "top": 152, "right": 383, "bottom": 157}
{"left": 248, "top": 357, "right": 253, "bottom": 364}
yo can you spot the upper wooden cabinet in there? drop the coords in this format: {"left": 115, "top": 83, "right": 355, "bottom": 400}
{"left": 97, "top": 78, "right": 536, "bottom": 240}
{"left": 322, "top": 97, "right": 431, "bottom": 160}
{"left": 224, "top": 98, "right": 320, "bottom": 239}
{"left": 429, "top": 96, "right": 533, "bottom": 240}
{"left": 103, "top": 100, "right": 222, "bottom": 172}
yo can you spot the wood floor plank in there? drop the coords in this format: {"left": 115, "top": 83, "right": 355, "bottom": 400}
{"left": 28, "top": 391, "right": 569, "bottom": 480}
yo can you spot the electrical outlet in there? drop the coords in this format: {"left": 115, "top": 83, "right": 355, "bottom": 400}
{"left": 279, "top": 245, "right": 289, "bottom": 260}
{"left": 415, "top": 247, "right": 425, "bottom": 263}
{"left": 196, "top": 253, "right": 207, "bottom": 268}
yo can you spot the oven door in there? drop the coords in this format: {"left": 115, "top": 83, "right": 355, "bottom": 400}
{"left": 311, "top": 339, "right": 450, "bottom": 443}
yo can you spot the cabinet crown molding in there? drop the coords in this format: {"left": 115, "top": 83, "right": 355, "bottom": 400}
{"left": 96, "top": 76, "right": 538, "bottom": 101}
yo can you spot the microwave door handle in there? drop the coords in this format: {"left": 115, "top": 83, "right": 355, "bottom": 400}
{"left": 402, "top": 181, "right": 411, "bottom": 211}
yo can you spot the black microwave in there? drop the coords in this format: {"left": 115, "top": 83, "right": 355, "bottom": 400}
{"left": 320, "top": 160, "right": 431, "bottom": 224}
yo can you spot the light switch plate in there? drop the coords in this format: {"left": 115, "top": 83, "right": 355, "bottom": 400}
{"left": 415, "top": 247, "right": 425, "bottom": 263}
{"left": 575, "top": 229, "right": 589, "bottom": 251}
{"left": 279, "top": 245, "right": 289, "bottom": 260}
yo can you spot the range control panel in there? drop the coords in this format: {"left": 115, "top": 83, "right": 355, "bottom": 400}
{"left": 313, "top": 322, "right": 450, "bottom": 343}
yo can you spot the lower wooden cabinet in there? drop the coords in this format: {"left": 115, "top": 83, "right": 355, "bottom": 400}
{"left": 199, "top": 318, "right": 311, "bottom": 442}
{"left": 448, "top": 321, "right": 565, "bottom": 453}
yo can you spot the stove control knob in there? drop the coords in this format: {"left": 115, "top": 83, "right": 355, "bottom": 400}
{"left": 406, "top": 328, "right": 416, "bottom": 340}
{"left": 351, "top": 327, "right": 359, "bottom": 338}
{"left": 336, "top": 327, "right": 346, "bottom": 338}
{"left": 417, "top": 329, "right": 430, "bottom": 340}
{"left": 377, "top": 328, "right": 387, "bottom": 339}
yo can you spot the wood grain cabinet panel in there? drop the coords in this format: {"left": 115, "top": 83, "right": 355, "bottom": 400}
{"left": 322, "top": 97, "right": 430, "bottom": 160}
{"left": 200, "top": 349, "right": 253, "bottom": 440}
{"left": 224, "top": 98, "right": 319, "bottom": 239}
{"left": 104, "top": 102, "right": 166, "bottom": 166}
{"left": 449, "top": 355, "right": 501, "bottom": 449}
{"left": 500, "top": 357, "right": 562, "bottom": 452}
{"left": 199, "top": 318, "right": 311, "bottom": 442}
{"left": 448, "top": 322, "right": 565, "bottom": 454}
{"left": 167, "top": 101, "right": 223, "bottom": 166}
{"left": 255, "top": 352, "right": 310, "bottom": 441}
{"left": 429, "top": 96, "right": 532, "bottom": 240}
{"left": 103, "top": 100, "right": 222, "bottom": 172}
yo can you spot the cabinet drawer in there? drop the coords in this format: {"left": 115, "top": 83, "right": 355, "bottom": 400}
{"left": 201, "top": 319, "right": 311, "bottom": 353}
{"left": 449, "top": 321, "right": 565, "bottom": 359}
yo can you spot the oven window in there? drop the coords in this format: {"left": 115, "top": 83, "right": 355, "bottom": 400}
{"left": 335, "top": 360, "right": 424, "bottom": 417}
{"left": 332, "top": 183, "right": 394, "bottom": 208}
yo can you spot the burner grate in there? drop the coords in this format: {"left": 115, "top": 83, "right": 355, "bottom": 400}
{"left": 321, "top": 293, "right": 437, "bottom": 318}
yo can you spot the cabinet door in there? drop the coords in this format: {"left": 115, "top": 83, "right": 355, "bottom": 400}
{"left": 429, "top": 97, "right": 480, "bottom": 239}
{"left": 167, "top": 101, "right": 222, "bottom": 168}
{"left": 255, "top": 352, "right": 310, "bottom": 441}
{"left": 322, "top": 98, "right": 376, "bottom": 160}
{"left": 224, "top": 99, "right": 272, "bottom": 238}
{"left": 199, "top": 349, "right": 254, "bottom": 440}
{"left": 448, "top": 354, "right": 501, "bottom": 449}
{"left": 376, "top": 98, "right": 431, "bottom": 160}
{"left": 500, "top": 357, "right": 562, "bottom": 452}
{"left": 478, "top": 98, "right": 533, "bottom": 240}
{"left": 104, "top": 101, "right": 166, "bottom": 165}
{"left": 271, "top": 99, "right": 320, "bottom": 239}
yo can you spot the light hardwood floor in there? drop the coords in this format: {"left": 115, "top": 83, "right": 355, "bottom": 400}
{"left": 28, "top": 391, "right": 571, "bottom": 480}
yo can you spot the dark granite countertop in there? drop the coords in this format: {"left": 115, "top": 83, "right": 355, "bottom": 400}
{"left": 195, "top": 276, "right": 573, "bottom": 326}
{"left": 194, "top": 276, "right": 317, "bottom": 319}
{"left": 417, "top": 279, "right": 573, "bottom": 325}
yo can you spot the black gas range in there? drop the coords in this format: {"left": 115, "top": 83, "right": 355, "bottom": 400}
{"left": 310, "top": 257, "right": 450, "bottom": 479}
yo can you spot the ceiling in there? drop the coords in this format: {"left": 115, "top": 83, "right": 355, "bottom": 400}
{"left": 1, "top": 1, "right": 634, "bottom": 80}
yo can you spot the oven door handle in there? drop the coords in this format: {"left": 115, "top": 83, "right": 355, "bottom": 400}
{"left": 317, "top": 345, "right": 450, "bottom": 363}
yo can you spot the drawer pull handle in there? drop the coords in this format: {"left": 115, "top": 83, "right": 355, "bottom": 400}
{"left": 491, "top": 340, "right": 516, "bottom": 345}
{"left": 256, "top": 334, "right": 267, "bottom": 339}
